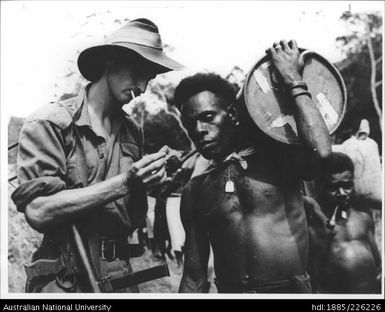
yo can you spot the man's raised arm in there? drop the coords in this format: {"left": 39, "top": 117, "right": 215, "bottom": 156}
{"left": 267, "top": 40, "right": 332, "bottom": 174}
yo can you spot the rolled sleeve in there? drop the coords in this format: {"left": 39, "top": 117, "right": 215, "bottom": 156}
{"left": 11, "top": 176, "right": 66, "bottom": 213}
{"left": 11, "top": 120, "right": 68, "bottom": 212}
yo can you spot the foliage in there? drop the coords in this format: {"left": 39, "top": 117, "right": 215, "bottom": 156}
{"left": 142, "top": 107, "right": 192, "bottom": 154}
{"left": 8, "top": 117, "right": 24, "bottom": 164}
{"left": 333, "top": 11, "right": 383, "bottom": 150}
{"left": 225, "top": 65, "right": 246, "bottom": 95}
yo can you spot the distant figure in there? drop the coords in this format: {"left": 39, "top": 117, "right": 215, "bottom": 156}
{"left": 305, "top": 152, "right": 382, "bottom": 293}
{"left": 336, "top": 119, "right": 382, "bottom": 209}
{"left": 146, "top": 196, "right": 157, "bottom": 253}
{"left": 153, "top": 185, "right": 174, "bottom": 261}
{"left": 332, "top": 119, "right": 383, "bottom": 253}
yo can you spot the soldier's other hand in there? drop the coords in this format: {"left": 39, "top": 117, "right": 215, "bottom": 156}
{"left": 160, "top": 145, "right": 181, "bottom": 159}
{"left": 266, "top": 40, "right": 301, "bottom": 85}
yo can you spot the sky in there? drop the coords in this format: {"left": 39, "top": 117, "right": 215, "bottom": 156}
{"left": 1, "top": 1, "right": 383, "bottom": 118}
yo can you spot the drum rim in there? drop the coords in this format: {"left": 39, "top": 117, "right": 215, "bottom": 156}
{"left": 242, "top": 48, "right": 347, "bottom": 145}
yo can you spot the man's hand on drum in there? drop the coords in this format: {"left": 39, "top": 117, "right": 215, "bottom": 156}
{"left": 266, "top": 39, "right": 302, "bottom": 85}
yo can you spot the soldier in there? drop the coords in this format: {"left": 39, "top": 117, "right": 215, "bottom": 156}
{"left": 11, "top": 18, "right": 183, "bottom": 292}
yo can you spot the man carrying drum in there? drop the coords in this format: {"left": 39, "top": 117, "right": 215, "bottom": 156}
{"left": 174, "top": 40, "right": 332, "bottom": 293}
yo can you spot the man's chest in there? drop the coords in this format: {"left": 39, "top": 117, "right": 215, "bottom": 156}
{"left": 75, "top": 130, "right": 140, "bottom": 184}
{"left": 196, "top": 161, "right": 297, "bottom": 218}
{"left": 332, "top": 212, "right": 370, "bottom": 242}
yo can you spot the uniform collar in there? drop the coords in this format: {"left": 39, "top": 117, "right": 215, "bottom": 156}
{"left": 72, "top": 84, "right": 126, "bottom": 133}
{"left": 73, "top": 84, "right": 93, "bottom": 128}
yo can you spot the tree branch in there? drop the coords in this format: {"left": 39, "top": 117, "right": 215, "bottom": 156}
{"left": 375, "top": 81, "right": 382, "bottom": 88}
{"left": 367, "top": 35, "right": 382, "bottom": 131}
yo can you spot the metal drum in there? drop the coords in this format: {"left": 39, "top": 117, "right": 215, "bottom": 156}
{"left": 237, "top": 49, "right": 347, "bottom": 145}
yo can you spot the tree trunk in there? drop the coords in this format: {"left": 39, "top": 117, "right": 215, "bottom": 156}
{"left": 367, "top": 34, "right": 383, "bottom": 131}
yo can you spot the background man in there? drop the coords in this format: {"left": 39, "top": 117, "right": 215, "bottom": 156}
{"left": 11, "top": 18, "right": 183, "bottom": 293}
{"left": 305, "top": 152, "right": 382, "bottom": 293}
{"left": 334, "top": 119, "right": 382, "bottom": 209}
{"left": 174, "top": 40, "right": 332, "bottom": 293}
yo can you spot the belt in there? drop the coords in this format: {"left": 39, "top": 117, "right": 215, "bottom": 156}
{"left": 100, "top": 238, "right": 130, "bottom": 262}
{"left": 98, "top": 237, "right": 170, "bottom": 292}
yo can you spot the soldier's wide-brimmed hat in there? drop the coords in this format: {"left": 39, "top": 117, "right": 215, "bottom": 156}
{"left": 78, "top": 18, "right": 184, "bottom": 81}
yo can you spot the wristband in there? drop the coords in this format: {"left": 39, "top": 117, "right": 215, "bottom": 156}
{"left": 291, "top": 89, "right": 312, "bottom": 99}
{"left": 286, "top": 80, "right": 308, "bottom": 91}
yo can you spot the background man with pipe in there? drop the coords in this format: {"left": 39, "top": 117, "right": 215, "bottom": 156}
{"left": 305, "top": 152, "right": 381, "bottom": 293}
{"left": 174, "top": 40, "right": 332, "bottom": 293}
{"left": 11, "top": 18, "right": 183, "bottom": 293}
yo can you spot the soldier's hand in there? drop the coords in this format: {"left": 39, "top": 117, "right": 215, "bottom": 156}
{"left": 124, "top": 146, "right": 170, "bottom": 187}
{"left": 266, "top": 40, "right": 301, "bottom": 85}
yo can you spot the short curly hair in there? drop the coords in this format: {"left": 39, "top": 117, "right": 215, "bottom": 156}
{"left": 329, "top": 152, "right": 355, "bottom": 176}
{"left": 173, "top": 73, "right": 237, "bottom": 110}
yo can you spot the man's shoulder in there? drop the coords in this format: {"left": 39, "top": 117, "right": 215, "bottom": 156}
{"left": 350, "top": 206, "right": 374, "bottom": 225}
{"left": 24, "top": 96, "right": 79, "bottom": 129}
{"left": 183, "top": 176, "right": 202, "bottom": 195}
{"left": 181, "top": 175, "right": 207, "bottom": 204}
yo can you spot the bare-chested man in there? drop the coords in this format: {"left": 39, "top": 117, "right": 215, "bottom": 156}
{"left": 174, "top": 40, "right": 332, "bottom": 293}
{"left": 305, "top": 152, "right": 382, "bottom": 293}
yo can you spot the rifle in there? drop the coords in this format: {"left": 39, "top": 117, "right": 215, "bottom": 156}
{"left": 70, "top": 224, "right": 102, "bottom": 292}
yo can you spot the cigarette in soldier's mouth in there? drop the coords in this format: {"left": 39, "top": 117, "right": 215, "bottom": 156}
{"left": 131, "top": 90, "right": 136, "bottom": 99}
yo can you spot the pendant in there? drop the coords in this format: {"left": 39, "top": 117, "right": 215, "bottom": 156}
{"left": 341, "top": 210, "right": 347, "bottom": 219}
{"left": 225, "top": 180, "right": 235, "bottom": 193}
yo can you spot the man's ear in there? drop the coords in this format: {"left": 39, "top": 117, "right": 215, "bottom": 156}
{"left": 227, "top": 104, "right": 239, "bottom": 125}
